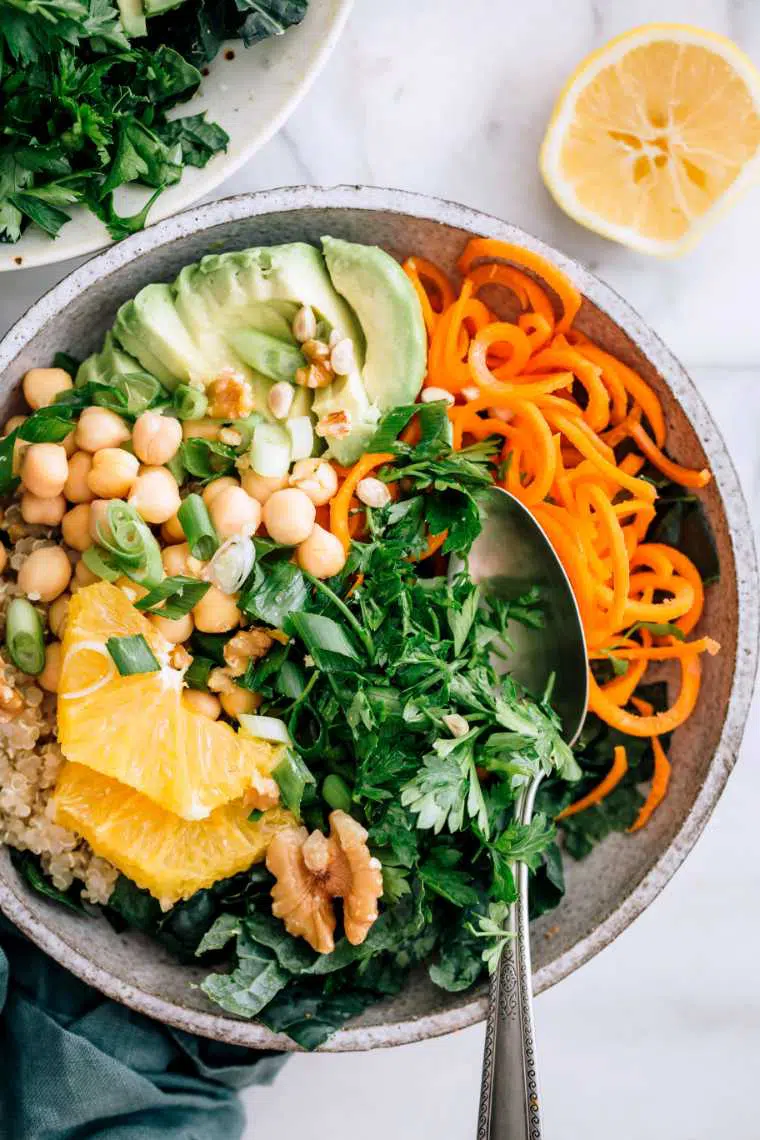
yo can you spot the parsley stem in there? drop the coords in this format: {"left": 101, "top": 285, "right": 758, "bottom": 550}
{"left": 301, "top": 571, "right": 374, "bottom": 659}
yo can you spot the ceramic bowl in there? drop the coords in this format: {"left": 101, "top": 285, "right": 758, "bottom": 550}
{"left": 0, "top": 2, "right": 353, "bottom": 273}
{"left": 0, "top": 187, "right": 757, "bottom": 1051}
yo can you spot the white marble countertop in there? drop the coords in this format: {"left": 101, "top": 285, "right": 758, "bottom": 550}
{"left": 2, "top": 0, "right": 759, "bottom": 1136}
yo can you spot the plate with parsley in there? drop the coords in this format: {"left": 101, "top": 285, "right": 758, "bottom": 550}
{"left": 0, "top": 0, "right": 352, "bottom": 271}
{"left": 0, "top": 187, "right": 755, "bottom": 1052}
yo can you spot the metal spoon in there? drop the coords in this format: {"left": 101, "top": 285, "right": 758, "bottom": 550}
{"left": 451, "top": 486, "right": 588, "bottom": 1140}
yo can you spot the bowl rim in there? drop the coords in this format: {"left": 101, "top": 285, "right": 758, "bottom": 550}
{"left": 0, "top": 185, "right": 757, "bottom": 1051}
{"left": 0, "top": 0, "right": 354, "bottom": 273}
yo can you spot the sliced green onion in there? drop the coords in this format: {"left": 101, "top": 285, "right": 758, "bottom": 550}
{"left": 250, "top": 422, "right": 291, "bottom": 478}
{"left": 81, "top": 545, "right": 120, "bottom": 583}
{"left": 238, "top": 714, "right": 291, "bottom": 745}
{"left": 228, "top": 328, "right": 306, "bottom": 383}
{"left": 177, "top": 494, "right": 219, "bottom": 561}
{"left": 172, "top": 384, "right": 209, "bottom": 421}
{"left": 277, "top": 660, "right": 306, "bottom": 699}
{"left": 271, "top": 748, "right": 315, "bottom": 818}
{"left": 5, "top": 599, "right": 45, "bottom": 675}
{"left": 205, "top": 536, "right": 255, "bottom": 594}
{"left": 95, "top": 501, "right": 163, "bottom": 586}
{"left": 287, "top": 611, "right": 362, "bottom": 672}
{"left": 105, "top": 634, "right": 160, "bottom": 676}
{"left": 184, "top": 655, "right": 215, "bottom": 691}
{"left": 322, "top": 773, "right": 352, "bottom": 813}
{"left": 135, "top": 575, "right": 210, "bottom": 619}
{"left": 229, "top": 414, "right": 262, "bottom": 450}
{"left": 286, "top": 415, "right": 314, "bottom": 461}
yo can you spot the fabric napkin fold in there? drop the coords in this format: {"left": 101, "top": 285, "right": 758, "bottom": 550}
{"left": 0, "top": 917, "right": 285, "bottom": 1140}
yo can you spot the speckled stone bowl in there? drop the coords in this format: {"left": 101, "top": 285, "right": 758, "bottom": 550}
{"left": 0, "top": 187, "right": 756, "bottom": 1051}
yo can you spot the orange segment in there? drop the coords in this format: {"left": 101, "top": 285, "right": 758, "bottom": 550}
{"left": 541, "top": 24, "right": 760, "bottom": 254}
{"left": 58, "top": 583, "right": 280, "bottom": 820}
{"left": 52, "top": 761, "right": 294, "bottom": 908}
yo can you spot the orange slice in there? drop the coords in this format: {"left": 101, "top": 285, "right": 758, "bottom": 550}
{"left": 540, "top": 24, "right": 760, "bottom": 254}
{"left": 57, "top": 583, "right": 280, "bottom": 820}
{"left": 52, "top": 761, "right": 294, "bottom": 908}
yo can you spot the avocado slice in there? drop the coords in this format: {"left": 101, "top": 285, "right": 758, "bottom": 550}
{"left": 76, "top": 332, "right": 145, "bottom": 388}
{"left": 313, "top": 237, "right": 427, "bottom": 463}
{"left": 113, "top": 284, "right": 203, "bottom": 388}
{"left": 117, "top": 0, "right": 146, "bottom": 36}
{"left": 321, "top": 236, "right": 426, "bottom": 411}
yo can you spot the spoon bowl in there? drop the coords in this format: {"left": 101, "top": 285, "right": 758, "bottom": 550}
{"left": 460, "top": 487, "right": 588, "bottom": 1139}
{"left": 462, "top": 486, "right": 588, "bottom": 742}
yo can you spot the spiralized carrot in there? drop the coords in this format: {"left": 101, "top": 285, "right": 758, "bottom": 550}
{"left": 458, "top": 237, "right": 582, "bottom": 333}
{"left": 326, "top": 238, "right": 718, "bottom": 833}
{"left": 330, "top": 453, "right": 394, "bottom": 554}
{"left": 627, "top": 698, "right": 671, "bottom": 832}
{"left": 556, "top": 746, "right": 628, "bottom": 819}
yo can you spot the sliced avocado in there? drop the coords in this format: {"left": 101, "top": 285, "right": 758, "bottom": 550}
{"left": 321, "top": 236, "right": 426, "bottom": 410}
{"left": 143, "top": 0, "right": 184, "bottom": 14}
{"left": 117, "top": 0, "right": 147, "bottom": 36}
{"left": 76, "top": 332, "right": 146, "bottom": 388}
{"left": 113, "top": 284, "right": 205, "bottom": 389}
{"left": 227, "top": 329, "right": 306, "bottom": 384}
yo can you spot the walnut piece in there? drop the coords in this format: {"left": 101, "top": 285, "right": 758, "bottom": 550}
{"left": 223, "top": 628, "right": 273, "bottom": 676}
{"left": 266, "top": 810, "right": 383, "bottom": 954}
{"left": 0, "top": 677, "right": 23, "bottom": 723}
{"left": 208, "top": 371, "right": 254, "bottom": 420}
{"left": 315, "top": 410, "right": 352, "bottom": 440}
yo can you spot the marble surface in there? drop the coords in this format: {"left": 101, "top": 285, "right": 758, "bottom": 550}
{"left": 2, "top": 0, "right": 759, "bottom": 1136}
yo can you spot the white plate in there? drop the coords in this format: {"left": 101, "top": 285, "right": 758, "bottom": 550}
{"left": 0, "top": 0, "right": 353, "bottom": 273}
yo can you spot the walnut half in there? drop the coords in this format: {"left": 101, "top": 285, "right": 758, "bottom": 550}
{"left": 265, "top": 810, "right": 383, "bottom": 954}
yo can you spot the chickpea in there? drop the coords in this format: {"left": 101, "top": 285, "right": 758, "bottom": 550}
{"left": 0, "top": 546, "right": 7, "bottom": 575}
{"left": 131, "top": 411, "right": 182, "bottom": 466}
{"left": 75, "top": 406, "right": 130, "bottom": 453}
{"left": 192, "top": 584, "right": 240, "bottom": 633}
{"left": 39, "top": 641, "right": 63, "bottom": 694}
{"left": 18, "top": 546, "right": 72, "bottom": 602}
{"left": 61, "top": 504, "right": 92, "bottom": 552}
{"left": 21, "top": 443, "right": 68, "bottom": 499}
{"left": 241, "top": 470, "right": 288, "bottom": 504}
{"left": 161, "top": 542, "right": 203, "bottom": 579}
{"left": 202, "top": 476, "right": 239, "bottom": 508}
{"left": 61, "top": 430, "right": 77, "bottom": 458}
{"left": 209, "top": 486, "right": 261, "bottom": 539}
{"left": 6, "top": 417, "right": 30, "bottom": 478}
{"left": 20, "top": 492, "right": 66, "bottom": 527}
{"left": 72, "top": 558, "right": 98, "bottom": 591}
{"left": 262, "top": 488, "right": 316, "bottom": 546}
{"left": 128, "top": 467, "right": 181, "bottom": 525}
{"left": 88, "top": 499, "right": 111, "bottom": 543}
{"left": 4, "top": 415, "right": 27, "bottom": 436}
{"left": 182, "top": 419, "right": 220, "bottom": 441}
{"left": 87, "top": 448, "right": 139, "bottom": 499}
{"left": 289, "top": 458, "right": 338, "bottom": 506}
{"left": 64, "top": 451, "right": 95, "bottom": 503}
{"left": 48, "top": 593, "right": 70, "bottom": 640}
{"left": 149, "top": 611, "right": 193, "bottom": 645}
{"left": 161, "top": 513, "right": 186, "bottom": 544}
{"left": 297, "top": 524, "right": 347, "bottom": 579}
{"left": 22, "top": 367, "right": 73, "bottom": 411}
{"left": 220, "top": 687, "right": 262, "bottom": 719}
{"left": 183, "top": 689, "right": 221, "bottom": 720}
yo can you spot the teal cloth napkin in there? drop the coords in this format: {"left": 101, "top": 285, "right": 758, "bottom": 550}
{"left": 0, "top": 917, "right": 285, "bottom": 1140}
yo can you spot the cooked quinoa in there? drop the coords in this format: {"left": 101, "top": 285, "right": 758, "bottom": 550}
{"left": 0, "top": 508, "right": 118, "bottom": 905}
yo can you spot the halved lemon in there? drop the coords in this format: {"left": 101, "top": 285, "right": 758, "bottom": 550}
{"left": 57, "top": 583, "right": 280, "bottom": 820}
{"left": 52, "top": 761, "right": 294, "bottom": 907}
{"left": 540, "top": 24, "right": 760, "bottom": 255}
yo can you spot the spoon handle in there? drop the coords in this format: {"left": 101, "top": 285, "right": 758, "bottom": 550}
{"left": 477, "top": 784, "right": 543, "bottom": 1139}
